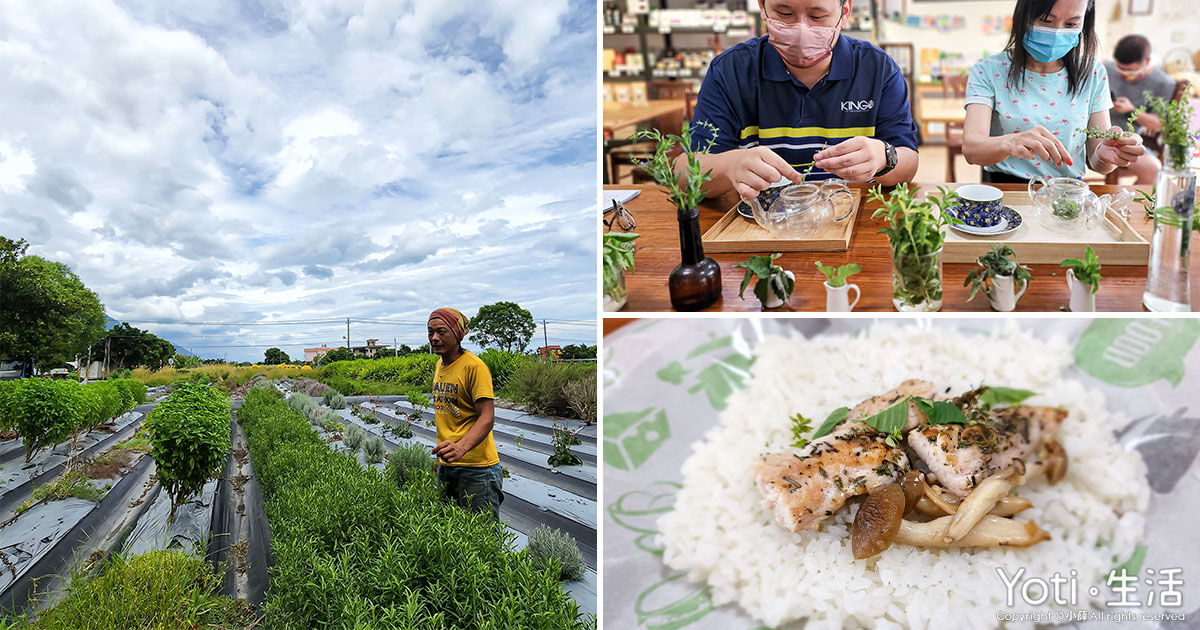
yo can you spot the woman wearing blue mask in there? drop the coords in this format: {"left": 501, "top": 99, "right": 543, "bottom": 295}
{"left": 961, "top": 0, "right": 1144, "bottom": 183}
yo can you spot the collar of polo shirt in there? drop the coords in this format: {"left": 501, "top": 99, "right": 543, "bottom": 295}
{"left": 762, "top": 33, "right": 853, "bottom": 85}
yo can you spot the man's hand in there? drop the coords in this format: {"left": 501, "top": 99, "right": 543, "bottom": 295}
{"left": 1095, "top": 126, "right": 1146, "bottom": 168}
{"left": 812, "top": 137, "right": 886, "bottom": 182}
{"left": 433, "top": 440, "right": 468, "bottom": 463}
{"left": 721, "top": 147, "right": 805, "bottom": 199}
{"left": 1113, "top": 96, "right": 1135, "bottom": 114}
{"left": 1002, "top": 126, "right": 1072, "bottom": 167}
{"left": 1138, "top": 112, "right": 1162, "bottom": 134}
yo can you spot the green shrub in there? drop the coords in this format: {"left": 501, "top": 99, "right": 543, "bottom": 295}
{"left": 111, "top": 378, "right": 147, "bottom": 406}
{"left": 548, "top": 424, "right": 584, "bottom": 468}
{"left": 29, "top": 550, "right": 252, "bottom": 630}
{"left": 343, "top": 424, "right": 366, "bottom": 452}
{"left": 145, "top": 383, "right": 231, "bottom": 522}
{"left": 478, "top": 349, "right": 533, "bottom": 392}
{"left": 317, "top": 355, "right": 438, "bottom": 391}
{"left": 291, "top": 377, "right": 328, "bottom": 397}
{"left": 236, "top": 390, "right": 591, "bottom": 629}
{"left": 11, "top": 378, "right": 81, "bottom": 462}
{"left": 561, "top": 371, "right": 596, "bottom": 425}
{"left": 0, "top": 380, "right": 17, "bottom": 432}
{"left": 503, "top": 362, "right": 595, "bottom": 417}
{"left": 527, "top": 525, "right": 586, "bottom": 582}
{"left": 363, "top": 436, "right": 385, "bottom": 464}
{"left": 389, "top": 419, "right": 414, "bottom": 439}
{"left": 288, "top": 393, "right": 317, "bottom": 417}
{"left": 385, "top": 442, "right": 431, "bottom": 488}
{"left": 323, "top": 390, "right": 346, "bottom": 409}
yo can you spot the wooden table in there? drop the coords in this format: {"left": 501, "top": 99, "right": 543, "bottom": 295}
{"left": 603, "top": 100, "right": 687, "bottom": 134}
{"left": 917, "top": 97, "right": 965, "bottom": 141}
{"left": 604, "top": 182, "right": 1200, "bottom": 312}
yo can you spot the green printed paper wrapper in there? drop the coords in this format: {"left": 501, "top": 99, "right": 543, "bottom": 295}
{"left": 602, "top": 318, "right": 1200, "bottom": 630}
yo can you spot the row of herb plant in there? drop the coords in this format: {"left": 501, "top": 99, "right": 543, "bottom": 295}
{"left": 143, "top": 382, "right": 231, "bottom": 522}
{"left": 236, "top": 389, "right": 593, "bottom": 629}
{"left": 0, "top": 379, "right": 145, "bottom": 462}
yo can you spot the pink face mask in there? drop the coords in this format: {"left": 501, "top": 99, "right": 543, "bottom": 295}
{"left": 765, "top": 17, "right": 839, "bottom": 68}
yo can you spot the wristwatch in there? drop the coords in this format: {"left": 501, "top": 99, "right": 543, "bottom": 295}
{"left": 873, "top": 140, "right": 898, "bottom": 178}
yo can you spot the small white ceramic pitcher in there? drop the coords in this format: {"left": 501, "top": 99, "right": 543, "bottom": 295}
{"left": 987, "top": 274, "right": 1028, "bottom": 312}
{"left": 764, "top": 270, "right": 796, "bottom": 309}
{"left": 824, "top": 281, "right": 861, "bottom": 312}
{"left": 1066, "top": 268, "right": 1097, "bottom": 312}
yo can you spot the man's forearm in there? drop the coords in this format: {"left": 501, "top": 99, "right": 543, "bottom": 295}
{"left": 456, "top": 407, "right": 494, "bottom": 454}
{"left": 676, "top": 152, "right": 734, "bottom": 198}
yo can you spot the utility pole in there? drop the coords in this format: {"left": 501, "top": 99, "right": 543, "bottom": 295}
{"left": 103, "top": 337, "right": 111, "bottom": 380}
{"left": 346, "top": 318, "right": 351, "bottom": 355}
{"left": 542, "top": 320, "right": 549, "bottom": 356}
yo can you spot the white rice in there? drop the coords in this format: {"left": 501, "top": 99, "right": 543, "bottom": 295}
{"left": 657, "top": 323, "right": 1149, "bottom": 630}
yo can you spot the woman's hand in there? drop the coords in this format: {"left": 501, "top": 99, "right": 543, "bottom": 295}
{"left": 1094, "top": 127, "right": 1145, "bottom": 168}
{"left": 813, "top": 137, "right": 886, "bottom": 182}
{"left": 1003, "top": 126, "right": 1072, "bottom": 167}
{"left": 718, "top": 147, "right": 805, "bottom": 199}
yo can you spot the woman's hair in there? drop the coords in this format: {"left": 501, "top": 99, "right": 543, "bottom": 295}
{"left": 1005, "top": 0, "right": 1097, "bottom": 96}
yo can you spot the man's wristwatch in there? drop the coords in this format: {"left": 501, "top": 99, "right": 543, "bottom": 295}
{"left": 874, "top": 140, "right": 898, "bottom": 178}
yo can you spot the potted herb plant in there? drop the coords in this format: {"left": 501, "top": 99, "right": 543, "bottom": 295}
{"left": 869, "top": 184, "right": 962, "bottom": 312}
{"left": 603, "top": 232, "right": 639, "bottom": 312}
{"left": 1132, "top": 91, "right": 1197, "bottom": 311}
{"left": 1061, "top": 245, "right": 1102, "bottom": 312}
{"left": 814, "top": 261, "right": 862, "bottom": 312}
{"left": 963, "top": 245, "right": 1032, "bottom": 312}
{"left": 633, "top": 122, "right": 722, "bottom": 311}
{"left": 733, "top": 253, "right": 794, "bottom": 309}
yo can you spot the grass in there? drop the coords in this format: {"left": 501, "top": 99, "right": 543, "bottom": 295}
{"left": 129, "top": 364, "right": 313, "bottom": 389}
{"left": 14, "top": 471, "right": 105, "bottom": 517}
{"left": 2, "top": 550, "right": 254, "bottom": 629}
{"left": 78, "top": 429, "right": 153, "bottom": 479}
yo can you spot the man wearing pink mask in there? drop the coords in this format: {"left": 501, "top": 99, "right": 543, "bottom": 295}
{"left": 686, "top": 0, "right": 919, "bottom": 199}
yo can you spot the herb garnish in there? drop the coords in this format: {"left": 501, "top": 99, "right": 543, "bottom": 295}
{"left": 912, "top": 397, "right": 967, "bottom": 425}
{"left": 812, "top": 407, "right": 850, "bottom": 439}
{"left": 789, "top": 412, "right": 813, "bottom": 449}
{"left": 978, "top": 386, "right": 1036, "bottom": 410}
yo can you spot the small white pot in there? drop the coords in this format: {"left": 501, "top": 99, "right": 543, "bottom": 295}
{"left": 764, "top": 270, "right": 795, "bottom": 309}
{"left": 1066, "top": 268, "right": 1097, "bottom": 312}
{"left": 824, "top": 281, "right": 861, "bottom": 312}
{"left": 987, "top": 274, "right": 1028, "bottom": 312}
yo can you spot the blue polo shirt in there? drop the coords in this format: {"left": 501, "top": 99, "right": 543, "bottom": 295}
{"left": 690, "top": 34, "right": 917, "bottom": 181}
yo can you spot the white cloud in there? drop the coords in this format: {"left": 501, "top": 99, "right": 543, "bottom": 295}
{"left": 0, "top": 0, "right": 597, "bottom": 361}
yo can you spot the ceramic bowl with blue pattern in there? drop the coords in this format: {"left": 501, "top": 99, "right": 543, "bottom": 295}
{"left": 952, "top": 184, "right": 1004, "bottom": 228}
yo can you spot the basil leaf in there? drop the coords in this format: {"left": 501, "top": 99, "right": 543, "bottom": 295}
{"left": 913, "top": 397, "right": 967, "bottom": 425}
{"left": 812, "top": 406, "right": 849, "bottom": 439}
{"left": 860, "top": 397, "right": 909, "bottom": 435}
{"left": 789, "top": 412, "right": 813, "bottom": 449}
{"left": 979, "top": 387, "right": 1036, "bottom": 410}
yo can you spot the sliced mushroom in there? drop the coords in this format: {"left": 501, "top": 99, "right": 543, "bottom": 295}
{"left": 899, "top": 470, "right": 926, "bottom": 516}
{"left": 922, "top": 483, "right": 960, "bottom": 515}
{"left": 896, "top": 514, "right": 1051, "bottom": 548}
{"left": 852, "top": 483, "right": 905, "bottom": 559}
{"left": 915, "top": 492, "right": 1031, "bottom": 517}
{"left": 1043, "top": 440, "right": 1068, "bottom": 484}
{"left": 943, "top": 470, "right": 1014, "bottom": 543}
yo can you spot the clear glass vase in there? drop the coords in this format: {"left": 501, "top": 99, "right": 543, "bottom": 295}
{"left": 603, "top": 267, "right": 628, "bottom": 312}
{"left": 892, "top": 247, "right": 944, "bottom": 312}
{"left": 1142, "top": 145, "right": 1194, "bottom": 312}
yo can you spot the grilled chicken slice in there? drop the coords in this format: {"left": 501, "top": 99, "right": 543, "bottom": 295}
{"left": 906, "top": 405, "right": 1067, "bottom": 499}
{"left": 849, "top": 379, "right": 939, "bottom": 432}
{"left": 756, "top": 423, "right": 909, "bottom": 532}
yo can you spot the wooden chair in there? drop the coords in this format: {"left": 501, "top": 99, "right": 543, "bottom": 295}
{"left": 1103, "top": 78, "right": 1191, "bottom": 184}
{"left": 943, "top": 74, "right": 968, "bottom": 182}
{"left": 608, "top": 81, "right": 694, "bottom": 184}
{"left": 879, "top": 43, "right": 919, "bottom": 143}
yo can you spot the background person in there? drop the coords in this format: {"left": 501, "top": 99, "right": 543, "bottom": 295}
{"left": 1104, "top": 34, "right": 1175, "bottom": 183}
{"left": 685, "top": 0, "right": 919, "bottom": 199}
{"left": 427, "top": 308, "right": 503, "bottom": 520}
{"left": 961, "top": 0, "right": 1144, "bottom": 184}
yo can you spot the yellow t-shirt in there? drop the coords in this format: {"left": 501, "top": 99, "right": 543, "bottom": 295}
{"left": 431, "top": 351, "right": 498, "bottom": 467}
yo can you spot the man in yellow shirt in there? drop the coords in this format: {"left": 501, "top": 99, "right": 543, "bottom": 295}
{"left": 427, "top": 307, "right": 502, "bottom": 520}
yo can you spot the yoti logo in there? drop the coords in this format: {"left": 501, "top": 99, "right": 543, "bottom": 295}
{"left": 841, "top": 99, "right": 874, "bottom": 112}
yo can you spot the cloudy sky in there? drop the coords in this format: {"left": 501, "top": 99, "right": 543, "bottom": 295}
{"left": 0, "top": 0, "right": 597, "bottom": 362}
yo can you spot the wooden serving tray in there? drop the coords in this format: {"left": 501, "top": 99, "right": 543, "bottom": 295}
{"left": 935, "top": 190, "right": 1150, "bottom": 266}
{"left": 701, "top": 188, "right": 863, "bottom": 253}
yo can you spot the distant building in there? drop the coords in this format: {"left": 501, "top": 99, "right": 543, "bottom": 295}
{"left": 304, "top": 346, "right": 336, "bottom": 363}
{"left": 350, "top": 339, "right": 388, "bottom": 359}
{"left": 537, "top": 345, "right": 561, "bottom": 360}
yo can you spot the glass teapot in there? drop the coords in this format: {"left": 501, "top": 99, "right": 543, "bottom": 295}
{"left": 1028, "top": 176, "right": 1133, "bottom": 232}
{"left": 746, "top": 180, "right": 854, "bottom": 237}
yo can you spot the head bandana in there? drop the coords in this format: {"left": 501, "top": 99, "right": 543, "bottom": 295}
{"left": 428, "top": 308, "right": 469, "bottom": 343}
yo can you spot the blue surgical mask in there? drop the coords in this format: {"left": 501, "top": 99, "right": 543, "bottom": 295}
{"left": 1023, "top": 24, "right": 1082, "bottom": 63}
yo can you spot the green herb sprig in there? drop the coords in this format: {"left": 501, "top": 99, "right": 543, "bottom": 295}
{"left": 1060, "top": 245, "right": 1103, "bottom": 294}
{"left": 963, "top": 245, "right": 1033, "bottom": 302}
{"left": 733, "top": 253, "right": 793, "bottom": 306}
{"left": 632, "top": 121, "right": 719, "bottom": 212}
{"left": 603, "top": 232, "right": 639, "bottom": 295}
{"left": 814, "top": 261, "right": 862, "bottom": 288}
{"left": 1130, "top": 90, "right": 1196, "bottom": 170}
{"left": 789, "top": 412, "right": 813, "bottom": 449}
{"left": 870, "top": 184, "right": 963, "bottom": 309}
{"left": 812, "top": 407, "right": 850, "bottom": 439}
{"left": 1076, "top": 126, "right": 1134, "bottom": 140}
